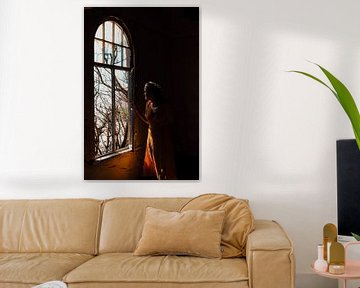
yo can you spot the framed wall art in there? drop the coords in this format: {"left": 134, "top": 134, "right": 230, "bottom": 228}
{"left": 84, "top": 7, "right": 199, "bottom": 180}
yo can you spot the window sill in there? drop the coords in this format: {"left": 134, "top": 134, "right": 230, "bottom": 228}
{"left": 94, "top": 145, "right": 133, "bottom": 162}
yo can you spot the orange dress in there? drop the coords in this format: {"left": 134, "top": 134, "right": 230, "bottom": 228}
{"left": 143, "top": 101, "right": 177, "bottom": 180}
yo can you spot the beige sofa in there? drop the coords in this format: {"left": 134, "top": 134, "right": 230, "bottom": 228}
{"left": 0, "top": 198, "right": 295, "bottom": 288}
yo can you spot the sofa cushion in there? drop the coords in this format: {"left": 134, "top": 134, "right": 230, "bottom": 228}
{"left": 134, "top": 207, "right": 225, "bottom": 258}
{"left": 99, "top": 198, "right": 190, "bottom": 253}
{"left": 0, "top": 199, "right": 103, "bottom": 254}
{"left": 63, "top": 253, "right": 248, "bottom": 284}
{"left": 181, "top": 194, "right": 254, "bottom": 258}
{"left": 0, "top": 253, "right": 93, "bottom": 285}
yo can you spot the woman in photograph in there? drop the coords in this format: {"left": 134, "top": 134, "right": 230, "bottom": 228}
{"left": 135, "top": 82, "right": 177, "bottom": 180}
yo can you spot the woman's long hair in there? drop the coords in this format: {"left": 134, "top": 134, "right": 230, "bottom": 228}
{"left": 145, "top": 82, "right": 165, "bottom": 104}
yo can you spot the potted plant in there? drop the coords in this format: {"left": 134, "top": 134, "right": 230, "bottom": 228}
{"left": 290, "top": 63, "right": 360, "bottom": 240}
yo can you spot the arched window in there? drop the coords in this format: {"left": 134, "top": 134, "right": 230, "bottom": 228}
{"left": 93, "top": 19, "right": 133, "bottom": 159}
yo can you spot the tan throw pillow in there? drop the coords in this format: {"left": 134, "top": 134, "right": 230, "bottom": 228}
{"left": 181, "top": 193, "right": 254, "bottom": 258}
{"left": 134, "top": 207, "right": 225, "bottom": 258}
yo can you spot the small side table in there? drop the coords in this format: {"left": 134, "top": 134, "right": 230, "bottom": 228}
{"left": 311, "top": 242, "right": 360, "bottom": 288}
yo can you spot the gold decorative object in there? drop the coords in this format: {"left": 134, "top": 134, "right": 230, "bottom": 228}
{"left": 328, "top": 264, "right": 345, "bottom": 274}
{"left": 329, "top": 242, "right": 345, "bottom": 274}
{"left": 323, "top": 223, "right": 337, "bottom": 261}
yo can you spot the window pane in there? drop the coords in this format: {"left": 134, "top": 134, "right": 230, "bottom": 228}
{"left": 94, "top": 66, "right": 113, "bottom": 157}
{"left": 95, "top": 23, "right": 103, "bottom": 39}
{"left": 94, "top": 39, "right": 103, "bottom": 63}
{"left": 92, "top": 20, "right": 133, "bottom": 159}
{"left": 114, "top": 70, "right": 130, "bottom": 149}
{"left": 103, "top": 42, "right": 114, "bottom": 65}
{"left": 116, "top": 70, "right": 129, "bottom": 90}
{"left": 114, "top": 23, "right": 122, "bottom": 45}
{"left": 113, "top": 45, "right": 123, "bottom": 66}
{"left": 122, "top": 33, "right": 129, "bottom": 47}
{"left": 114, "top": 47, "right": 131, "bottom": 67}
{"left": 123, "top": 48, "right": 131, "bottom": 68}
{"left": 104, "top": 21, "right": 113, "bottom": 42}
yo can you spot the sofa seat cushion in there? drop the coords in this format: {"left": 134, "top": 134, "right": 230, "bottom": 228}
{"left": 0, "top": 253, "right": 93, "bottom": 285}
{"left": 64, "top": 253, "right": 248, "bottom": 285}
{"left": 67, "top": 283, "right": 249, "bottom": 288}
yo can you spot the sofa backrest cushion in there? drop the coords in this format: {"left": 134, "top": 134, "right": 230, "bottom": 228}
{"left": 99, "top": 198, "right": 189, "bottom": 253}
{"left": 181, "top": 194, "right": 254, "bottom": 258}
{"left": 0, "top": 199, "right": 102, "bottom": 254}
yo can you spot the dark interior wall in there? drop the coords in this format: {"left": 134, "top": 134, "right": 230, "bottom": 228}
{"left": 84, "top": 7, "right": 199, "bottom": 180}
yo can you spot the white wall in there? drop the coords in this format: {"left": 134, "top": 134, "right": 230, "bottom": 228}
{"left": 1, "top": 0, "right": 359, "bottom": 287}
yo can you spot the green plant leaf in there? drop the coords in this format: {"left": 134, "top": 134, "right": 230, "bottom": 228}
{"left": 316, "top": 64, "right": 360, "bottom": 147}
{"left": 351, "top": 232, "right": 360, "bottom": 241}
{"left": 288, "top": 70, "right": 337, "bottom": 98}
{"left": 289, "top": 63, "right": 360, "bottom": 151}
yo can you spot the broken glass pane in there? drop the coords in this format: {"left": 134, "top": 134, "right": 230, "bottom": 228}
{"left": 94, "top": 66, "right": 113, "bottom": 157}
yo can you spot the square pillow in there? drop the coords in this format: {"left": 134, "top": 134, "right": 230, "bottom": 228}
{"left": 133, "top": 207, "right": 225, "bottom": 258}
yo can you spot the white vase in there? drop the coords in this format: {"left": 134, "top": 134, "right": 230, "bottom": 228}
{"left": 314, "top": 244, "right": 328, "bottom": 272}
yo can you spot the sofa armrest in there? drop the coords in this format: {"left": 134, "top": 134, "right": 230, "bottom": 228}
{"left": 246, "top": 220, "right": 295, "bottom": 288}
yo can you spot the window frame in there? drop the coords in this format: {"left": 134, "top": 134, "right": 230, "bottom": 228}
{"left": 92, "top": 17, "right": 134, "bottom": 161}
